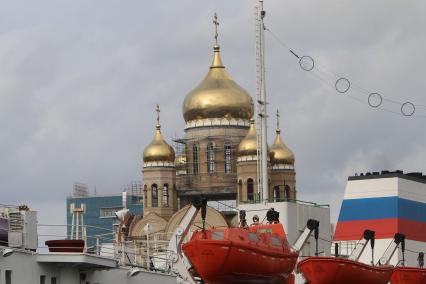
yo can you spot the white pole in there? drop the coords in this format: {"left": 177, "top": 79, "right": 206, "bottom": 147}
{"left": 96, "top": 238, "right": 100, "bottom": 255}
{"left": 146, "top": 231, "right": 150, "bottom": 269}
{"left": 121, "top": 241, "right": 125, "bottom": 265}
{"left": 256, "top": 0, "right": 269, "bottom": 202}
{"left": 76, "top": 212, "right": 79, "bottom": 240}
{"left": 82, "top": 213, "right": 86, "bottom": 251}
{"left": 71, "top": 212, "right": 75, "bottom": 240}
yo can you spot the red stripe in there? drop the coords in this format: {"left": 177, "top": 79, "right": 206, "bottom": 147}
{"left": 333, "top": 219, "right": 426, "bottom": 242}
{"left": 398, "top": 219, "right": 426, "bottom": 243}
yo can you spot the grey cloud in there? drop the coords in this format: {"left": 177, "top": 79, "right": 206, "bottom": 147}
{"left": 0, "top": 0, "right": 425, "bottom": 226}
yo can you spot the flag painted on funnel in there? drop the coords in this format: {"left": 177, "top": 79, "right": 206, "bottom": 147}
{"left": 334, "top": 197, "right": 426, "bottom": 242}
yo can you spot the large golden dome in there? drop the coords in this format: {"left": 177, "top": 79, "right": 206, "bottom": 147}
{"left": 237, "top": 119, "right": 258, "bottom": 157}
{"left": 182, "top": 45, "right": 254, "bottom": 122}
{"left": 270, "top": 129, "right": 294, "bottom": 164}
{"left": 143, "top": 124, "right": 175, "bottom": 163}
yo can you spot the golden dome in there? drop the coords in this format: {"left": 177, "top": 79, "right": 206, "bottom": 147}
{"left": 237, "top": 119, "right": 258, "bottom": 157}
{"left": 270, "top": 129, "right": 295, "bottom": 164}
{"left": 182, "top": 45, "right": 254, "bottom": 122}
{"left": 143, "top": 124, "right": 175, "bottom": 163}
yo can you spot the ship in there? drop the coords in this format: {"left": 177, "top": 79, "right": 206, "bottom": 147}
{"left": 297, "top": 230, "right": 401, "bottom": 284}
{"left": 2, "top": 1, "right": 426, "bottom": 284}
{"left": 181, "top": 201, "right": 319, "bottom": 284}
{"left": 391, "top": 250, "right": 426, "bottom": 284}
{"left": 391, "top": 266, "right": 426, "bottom": 284}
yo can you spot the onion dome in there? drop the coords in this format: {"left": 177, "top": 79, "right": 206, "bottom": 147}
{"left": 182, "top": 44, "right": 254, "bottom": 123}
{"left": 270, "top": 129, "right": 295, "bottom": 165}
{"left": 143, "top": 105, "right": 175, "bottom": 165}
{"left": 237, "top": 119, "right": 258, "bottom": 157}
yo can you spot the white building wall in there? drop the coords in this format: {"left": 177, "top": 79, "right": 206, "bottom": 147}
{"left": 344, "top": 176, "right": 426, "bottom": 202}
{"left": 335, "top": 175, "right": 426, "bottom": 268}
{"left": 0, "top": 251, "right": 79, "bottom": 284}
{"left": 0, "top": 250, "right": 176, "bottom": 284}
{"left": 343, "top": 178, "right": 399, "bottom": 199}
{"left": 238, "top": 201, "right": 332, "bottom": 257}
{"left": 398, "top": 178, "right": 426, "bottom": 203}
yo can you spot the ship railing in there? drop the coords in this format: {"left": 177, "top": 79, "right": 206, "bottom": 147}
{"left": 239, "top": 198, "right": 330, "bottom": 208}
{"left": 331, "top": 240, "right": 357, "bottom": 258}
{"left": 35, "top": 223, "right": 117, "bottom": 256}
{"left": 114, "top": 231, "right": 178, "bottom": 272}
{"left": 207, "top": 200, "right": 237, "bottom": 212}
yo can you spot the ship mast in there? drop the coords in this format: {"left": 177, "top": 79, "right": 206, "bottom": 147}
{"left": 255, "top": 0, "right": 268, "bottom": 202}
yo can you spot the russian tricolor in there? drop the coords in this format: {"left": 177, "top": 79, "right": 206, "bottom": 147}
{"left": 334, "top": 196, "right": 426, "bottom": 242}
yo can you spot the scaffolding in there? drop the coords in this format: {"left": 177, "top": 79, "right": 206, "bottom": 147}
{"left": 124, "top": 181, "right": 143, "bottom": 196}
{"left": 173, "top": 134, "right": 245, "bottom": 175}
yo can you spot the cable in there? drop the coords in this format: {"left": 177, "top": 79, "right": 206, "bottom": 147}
{"left": 265, "top": 28, "right": 426, "bottom": 119}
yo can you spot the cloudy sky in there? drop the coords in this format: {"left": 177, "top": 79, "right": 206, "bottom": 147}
{"left": 1, "top": 0, "right": 425, "bottom": 232}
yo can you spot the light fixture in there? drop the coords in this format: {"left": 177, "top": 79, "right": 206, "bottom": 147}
{"left": 128, "top": 267, "right": 142, "bottom": 277}
{"left": 1, "top": 248, "right": 14, "bottom": 257}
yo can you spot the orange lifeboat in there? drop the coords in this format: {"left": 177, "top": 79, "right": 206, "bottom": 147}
{"left": 182, "top": 223, "right": 298, "bottom": 284}
{"left": 297, "top": 256, "right": 393, "bottom": 284}
{"left": 297, "top": 231, "right": 406, "bottom": 284}
{"left": 391, "top": 266, "right": 426, "bottom": 284}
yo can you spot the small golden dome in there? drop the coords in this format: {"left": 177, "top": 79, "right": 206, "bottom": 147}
{"left": 143, "top": 124, "right": 175, "bottom": 163}
{"left": 270, "top": 129, "right": 294, "bottom": 164}
{"left": 182, "top": 45, "right": 254, "bottom": 122}
{"left": 237, "top": 119, "right": 258, "bottom": 157}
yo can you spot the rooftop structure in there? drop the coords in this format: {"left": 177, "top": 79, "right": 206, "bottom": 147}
{"left": 66, "top": 184, "right": 144, "bottom": 248}
{"left": 334, "top": 170, "right": 426, "bottom": 267}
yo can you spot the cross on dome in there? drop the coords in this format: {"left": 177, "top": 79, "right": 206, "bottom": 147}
{"left": 156, "top": 104, "right": 161, "bottom": 128}
{"left": 213, "top": 13, "right": 219, "bottom": 45}
{"left": 276, "top": 109, "right": 280, "bottom": 130}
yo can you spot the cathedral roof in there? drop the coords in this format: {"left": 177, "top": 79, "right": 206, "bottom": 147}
{"left": 182, "top": 18, "right": 253, "bottom": 123}
{"left": 237, "top": 119, "right": 258, "bottom": 157}
{"left": 143, "top": 106, "right": 175, "bottom": 164}
{"left": 143, "top": 124, "right": 175, "bottom": 163}
{"left": 270, "top": 129, "right": 294, "bottom": 165}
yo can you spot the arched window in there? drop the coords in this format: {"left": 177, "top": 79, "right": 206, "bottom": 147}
{"left": 151, "top": 184, "right": 158, "bottom": 207}
{"left": 207, "top": 142, "right": 215, "bottom": 174}
{"left": 285, "top": 185, "right": 290, "bottom": 201}
{"left": 274, "top": 186, "right": 280, "bottom": 202}
{"left": 163, "top": 183, "right": 169, "bottom": 207}
{"left": 247, "top": 178, "right": 254, "bottom": 201}
{"left": 224, "top": 142, "right": 232, "bottom": 174}
{"left": 193, "top": 144, "right": 199, "bottom": 175}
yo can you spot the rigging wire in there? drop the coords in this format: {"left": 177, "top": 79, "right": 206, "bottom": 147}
{"left": 264, "top": 27, "right": 426, "bottom": 118}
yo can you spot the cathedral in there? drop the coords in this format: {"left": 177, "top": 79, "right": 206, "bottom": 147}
{"left": 123, "top": 21, "right": 296, "bottom": 239}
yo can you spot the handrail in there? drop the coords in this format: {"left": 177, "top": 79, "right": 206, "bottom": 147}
{"left": 239, "top": 198, "right": 330, "bottom": 208}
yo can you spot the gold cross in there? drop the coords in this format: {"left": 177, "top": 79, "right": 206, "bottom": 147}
{"left": 276, "top": 109, "right": 280, "bottom": 129}
{"left": 156, "top": 104, "right": 160, "bottom": 125}
{"left": 213, "top": 13, "right": 219, "bottom": 45}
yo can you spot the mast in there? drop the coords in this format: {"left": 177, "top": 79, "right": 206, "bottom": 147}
{"left": 255, "top": 0, "right": 268, "bottom": 202}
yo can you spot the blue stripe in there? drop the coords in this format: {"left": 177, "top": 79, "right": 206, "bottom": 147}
{"left": 337, "top": 197, "right": 426, "bottom": 223}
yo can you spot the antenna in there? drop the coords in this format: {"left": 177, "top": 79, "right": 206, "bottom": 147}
{"left": 255, "top": 0, "right": 268, "bottom": 202}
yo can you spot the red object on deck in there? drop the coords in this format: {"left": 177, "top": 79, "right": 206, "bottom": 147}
{"left": 182, "top": 223, "right": 298, "bottom": 284}
{"left": 391, "top": 267, "right": 426, "bottom": 284}
{"left": 297, "top": 256, "right": 393, "bottom": 284}
{"left": 45, "top": 239, "right": 85, "bottom": 253}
